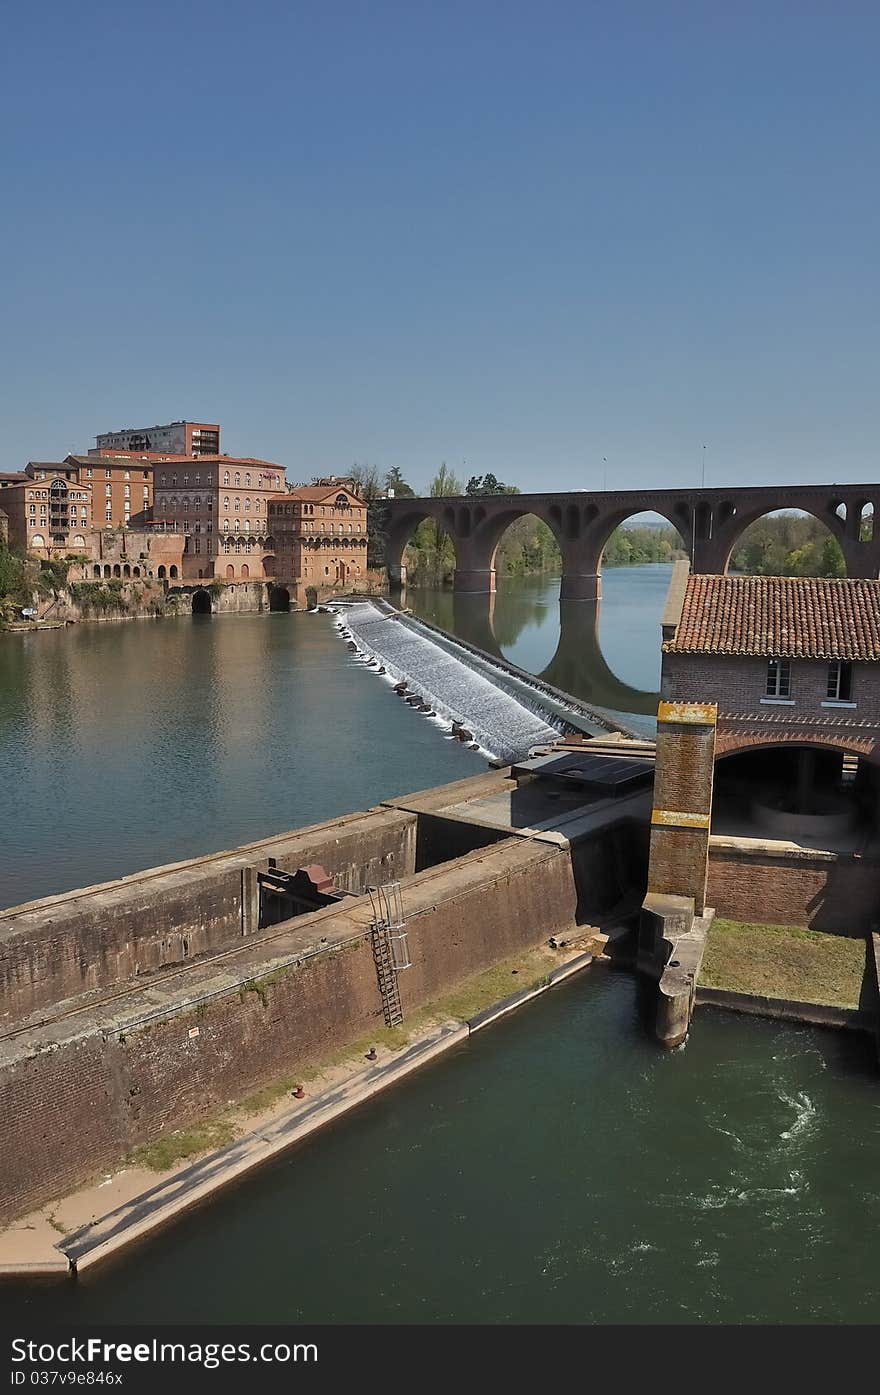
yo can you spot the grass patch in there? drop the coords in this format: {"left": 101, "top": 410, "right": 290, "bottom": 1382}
{"left": 129, "top": 1120, "right": 239, "bottom": 1172}
{"left": 701, "top": 918, "right": 866, "bottom": 1009}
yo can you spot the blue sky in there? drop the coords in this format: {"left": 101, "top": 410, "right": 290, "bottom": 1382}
{"left": 2, "top": 1, "right": 878, "bottom": 493}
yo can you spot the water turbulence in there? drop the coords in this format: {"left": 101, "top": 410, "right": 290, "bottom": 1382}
{"left": 333, "top": 601, "right": 563, "bottom": 762}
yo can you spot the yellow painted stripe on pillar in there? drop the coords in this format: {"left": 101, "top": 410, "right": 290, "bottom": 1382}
{"left": 651, "top": 808, "right": 710, "bottom": 829}
{"left": 657, "top": 700, "right": 717, "bottom": 726}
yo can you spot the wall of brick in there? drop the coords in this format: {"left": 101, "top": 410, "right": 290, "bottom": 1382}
{"left": 662, "top": 653, "right": 880, "bottom": 761}
{"left": 0, "top": 836, "right": 584, "bottom": 1222}
{"left": 707, "top": 840, "right": 880, "bottom": 932}
{"left": 0, "top": 810, "right": 417, "bottom": 1024}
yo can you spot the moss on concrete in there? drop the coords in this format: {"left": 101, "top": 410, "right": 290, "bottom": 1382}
{"left": 701, "top": 918, "right": 867, "bottom": 1009}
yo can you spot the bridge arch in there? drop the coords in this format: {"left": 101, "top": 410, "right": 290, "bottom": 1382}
{"left": 386, "top": 505, "right": 458, "bottom": 588}
{"left": 707, "top": 505, "right": 848, "bottom": 577}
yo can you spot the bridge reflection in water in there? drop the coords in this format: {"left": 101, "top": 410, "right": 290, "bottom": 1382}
{"left": 402, "top": 572, "right": 662, "bottom": 721}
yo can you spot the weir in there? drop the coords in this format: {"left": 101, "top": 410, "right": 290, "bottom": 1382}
{"left": 331, "top": 598, "right": 624, "bottom": 761}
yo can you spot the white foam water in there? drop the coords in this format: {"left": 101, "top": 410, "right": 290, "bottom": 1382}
{"left": 331, "top": 602, "right": 563, "bottom": 763}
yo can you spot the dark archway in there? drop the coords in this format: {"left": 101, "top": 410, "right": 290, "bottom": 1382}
{"left": 269, "top": 586, "right": 291, "bottom": 612}
{"left": 191, "top": 589, "right": 212, "bottom": 615}
{"left": 712, "top": 743, "right": 875, "bottom": 844}
{"left": 157, "top": 565, "right": 167, "bottom": 579}
{"left": 169, "top": 565, "right": 178, "bottom": 579}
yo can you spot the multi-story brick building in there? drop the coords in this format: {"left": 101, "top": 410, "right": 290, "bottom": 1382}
{"left": 94, "top": 420, "right": 220, "bottom": 457}
{"left": 267, "top": 478, "right": 368, "bottom": 597}
{"left": 64, "top": 455, "right": 152, "bottom": 528}
{"left": 151, "top": 455, "right": 286, "bottom": 579}
{"left": 0, "top": 473, "right": 93, "bottom": 557}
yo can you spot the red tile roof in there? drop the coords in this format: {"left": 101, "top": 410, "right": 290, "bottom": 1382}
{"left": 664, "top": 574, "right": 880, "bottom": 661}
{"left": 287, "top": 484, "right": 365, "bottom": 503}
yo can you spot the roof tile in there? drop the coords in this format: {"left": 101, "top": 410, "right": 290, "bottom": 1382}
{"left": 664, "top": 574, "right": 880, "bottom": 661}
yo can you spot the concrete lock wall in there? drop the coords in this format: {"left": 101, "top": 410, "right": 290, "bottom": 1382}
{"left": 0, "top": 809, "right": 418, "bottom": 1024}
{"left": 707, "top": 839, "right": 880, "bottom": 933}
{"left": 0, "top": 836, "right": 579, "bottom": 1223}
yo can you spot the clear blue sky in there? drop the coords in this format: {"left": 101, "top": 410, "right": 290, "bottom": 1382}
{"left": 2, "top": 1, "right": 878, "bottom": 493}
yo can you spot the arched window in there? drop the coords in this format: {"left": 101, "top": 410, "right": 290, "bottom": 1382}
{"left": 255, "top": 499, "right": 261, "bottom": 512}
{"left": 245, "top": 473, "right": 251, "bottom": 486}
{"left": 224, "top": 497, "right": 230, "bottom": 510}
{"left": 245, "top": 497, "right": 251, "bottom": 511}
{"left": 223, "top": 518, "right": 230, "bottom": 531}
{"left": 73, "top": 535, "right": 85, "bottom": 547}
{"left": 234, "top": 498, "right": 240, "bottom": 510}
{"left": 223, "top": 471, "right": 230, "bottom": 485}
{"left": 234, "top": 473, "right": 241, "bottom": 485}
{"left": 160, "top": 473, "right": 167, "bottom": 485}
{"left": 194, "top": 496, "right": 201, "bottom": 506}
{"left": 243, "top": 520, "right": 250, "bottom": 532}
{"left": 31, "top": 533, "right": 45, "bottom": 547}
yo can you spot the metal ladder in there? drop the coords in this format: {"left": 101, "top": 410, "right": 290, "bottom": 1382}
{"left": 368, "top": 881, "right": 411, "bottom": 1027}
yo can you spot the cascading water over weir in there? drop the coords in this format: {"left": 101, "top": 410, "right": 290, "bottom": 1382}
{"left": 329, "top": 599, "right": 567, "bottom": 763}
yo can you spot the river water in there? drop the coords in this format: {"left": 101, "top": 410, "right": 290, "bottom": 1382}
{"left": 3, "top": 567, "right": 879, "bottom": 1324}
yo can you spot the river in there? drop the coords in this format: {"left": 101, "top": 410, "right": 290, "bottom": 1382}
{"left": 3, "top": 566, "right": 879, "bottom": 1324}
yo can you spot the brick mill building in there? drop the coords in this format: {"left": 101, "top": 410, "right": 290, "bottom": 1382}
{"left": 648, "top": 563, "right": 880, "bottom": 935}
{"left": 151, "top": 455, "right": 286, "bottom": 580}
{"left": 268, "top": 478, "right": 368, "bottom": 604}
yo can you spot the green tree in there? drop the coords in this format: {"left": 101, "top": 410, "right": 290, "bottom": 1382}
{"left": 384, "top": 466, "right": 414, "bottom": 498}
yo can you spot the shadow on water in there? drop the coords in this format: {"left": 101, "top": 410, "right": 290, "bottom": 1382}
{"left": 405, "top": 567, "right": 671, "bottom": 722}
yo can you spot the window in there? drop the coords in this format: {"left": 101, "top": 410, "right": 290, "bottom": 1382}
{"left": 224, "top": 497, "right": 229, "bottom": 511}
{"left": 234, "top": 473, "right": 241, "bottom": 485}
{"left": 124, "top": 484, "right": 130, "bottom": 496}
{"left": 245, "top": 497, "right": 251, "bottom": 511}
{"left": 160, "top": 474, "right": 166, "bottom": 485}
{"left": 224, "top": 472, "right": 230, "bottom": 485}
{"left": 245, "top": 473, "right": 251, "bottom": 486}
{"left": 827, "top": 660, "right": 853, "bottom": 702}
{"left": 105, "top": 469, "right": 111, "bottom": 478}
{"left": 765, "top": 658, "right": 791, "bottom": 698}
{"left": 124, "top": 470, "right": 130, "bottom": 480}
{"left": 195, "top": 473, "right": 201, "bottom": 486}
{"left": 87, "top": 467, "right": 92, "bottom": 479}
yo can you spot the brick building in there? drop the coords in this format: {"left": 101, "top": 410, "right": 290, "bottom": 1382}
{"left": 94, "top": 420, "right": 220, "bottom": 457}
{"left": 151, "top": 455, "right": 286, "bottom": 579}
{"left": 661, "top": 568, "right": 880, "bottom": 767}
{"left": 0, "top": 473, "right": 93, "bottom": 558}
{"left": 64, "top": 455, "right": 152, "bottom": 528}
{"left": 651, "top": 563, "right": 880, "bottom": 933}
{"left": 268, "top": 478, "right": 368, "bottom": 597}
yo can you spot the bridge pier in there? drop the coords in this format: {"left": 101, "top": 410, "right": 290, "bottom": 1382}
{"left": 453, "top": 568, "right": 496, "bottom": 594}
{"left": 560, "top": 571, "right": 602, "bottom": 602}
{"left": 388, "top": 563, "right": 407, "bottom": 589}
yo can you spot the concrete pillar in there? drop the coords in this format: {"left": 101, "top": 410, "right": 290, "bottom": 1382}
{"left": 241, "top": 866, "right": 259, "bottom": 936}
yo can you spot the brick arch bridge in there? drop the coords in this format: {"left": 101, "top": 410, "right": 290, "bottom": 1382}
{"left": 386, "top": 483, "right": 880, "bottom": 599}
